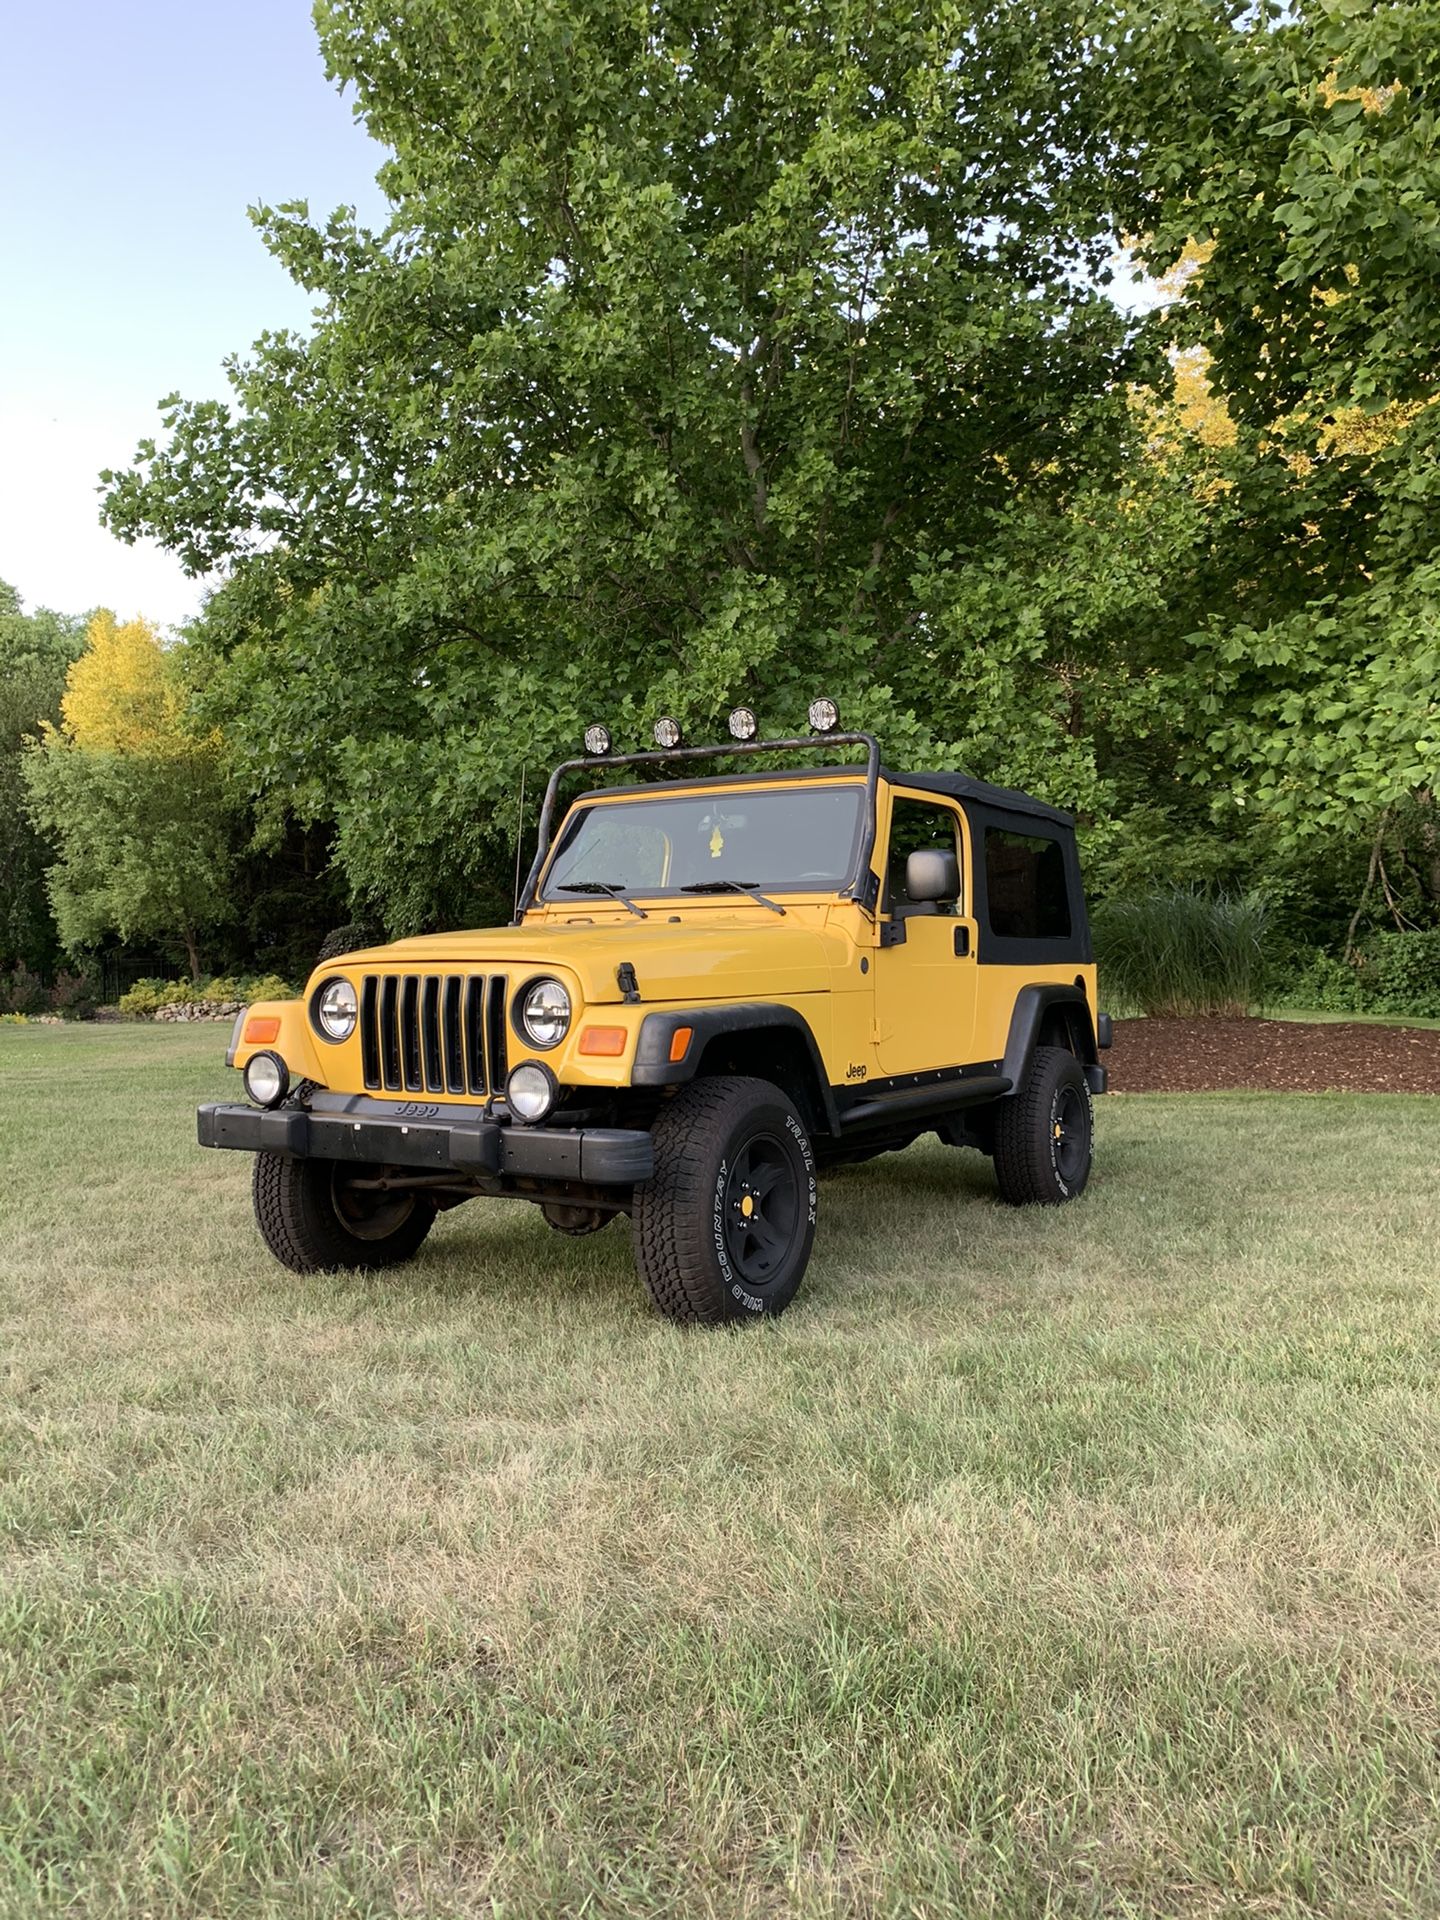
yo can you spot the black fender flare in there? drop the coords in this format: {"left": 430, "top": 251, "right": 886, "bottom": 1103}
{"left": 1000, "top": 985, "right": 1100, "bottom": 1093}
{"left": 632, "top": 1003, "right": 840, "bottom": 1135}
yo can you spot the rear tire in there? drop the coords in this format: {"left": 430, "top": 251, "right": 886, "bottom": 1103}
{"left": 252, "top": 1152, "right": 436, "bottom": 1273}
{"left": 993, "top": 1045, "right": 1093, "bottom": 1206}
{"left": 632, "top": 1077, "right": 817, "bottom": 1324}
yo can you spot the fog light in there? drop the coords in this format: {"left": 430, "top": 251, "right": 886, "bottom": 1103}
{"left": 808, "top": 696, "right": 840, "bottom": 733}
{"left": 653, "top": 716, "right": 683, "bottom": 749}
{"left": 244, "top": 1050, "right": 289, "bottom": 1109}
{"left": 584, "top": 723, "right": 612, "bottom": 755}
{"left": 506, "top": 1061, "right": 558, "bottom": 1123}
{"left": 728, "top": 706, "right": 758, "bottom": 740}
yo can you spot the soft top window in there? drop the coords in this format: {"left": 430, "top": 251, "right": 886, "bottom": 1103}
{"left": 543, "top": 784, "right": 864, "bottom": 896}
{"left": 984, "top": 828, "right": 1070, "bottom": 940}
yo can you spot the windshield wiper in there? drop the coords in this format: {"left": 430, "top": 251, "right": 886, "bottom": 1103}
{"left": 679, "top": 880, "right": 786, "bottom": 916}
{"left": 555, "top": 882, "right": 648, "bottom": 919}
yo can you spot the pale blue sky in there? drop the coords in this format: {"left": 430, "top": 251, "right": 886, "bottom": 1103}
{"left": 0, "top": 0, "right": 388, "bottom": 626}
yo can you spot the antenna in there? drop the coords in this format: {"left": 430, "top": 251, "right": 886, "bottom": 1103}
{"left": 511, "top": 763, "right": 528, "bottom": 923}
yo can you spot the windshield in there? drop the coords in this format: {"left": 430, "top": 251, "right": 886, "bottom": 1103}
{"left": 542, "top": 784, "right": 864, "bottom": 898}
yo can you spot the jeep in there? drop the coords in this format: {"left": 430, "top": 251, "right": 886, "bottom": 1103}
{"left": 199, "top": 707, "right": 1110, "bottom": 1322}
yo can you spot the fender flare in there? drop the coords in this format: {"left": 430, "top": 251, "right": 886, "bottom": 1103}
{"left": 632, "top": 1003, "right": 840, "bottom": 1135}
{"left": 1000, "top": 985, "right": 1099, "bottom": 1093}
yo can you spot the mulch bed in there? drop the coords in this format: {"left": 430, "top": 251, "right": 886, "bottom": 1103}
{"left": 1108, "top": 1017, "right": 1440, "bottom": 1095}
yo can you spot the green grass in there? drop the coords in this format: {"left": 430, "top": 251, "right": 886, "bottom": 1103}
{"left": 1265, "top": 1006, "right": 1440, "bottom": 1031}
{"left": 2, "top": 1024, "right": 1439, "bottom": 1919}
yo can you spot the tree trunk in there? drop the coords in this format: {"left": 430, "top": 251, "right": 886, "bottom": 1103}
{"left": 182, "top": 926, "right": 202, "bottom": 982}
{"left": 1344, "top": 811, "right": 1389, "bottom": 963}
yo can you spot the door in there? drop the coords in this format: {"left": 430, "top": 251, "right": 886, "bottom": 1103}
{"left": 873, "top": 792, "right": 978, "bottom": 1076}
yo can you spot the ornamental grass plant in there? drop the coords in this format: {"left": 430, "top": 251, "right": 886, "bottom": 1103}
{"left": 1092, "top": 886, "right": 1271, "bottom": 1017}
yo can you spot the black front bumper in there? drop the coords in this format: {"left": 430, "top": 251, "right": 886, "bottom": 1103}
{"left": 197, "top": 1098, "right": 653, "bottom": 1186}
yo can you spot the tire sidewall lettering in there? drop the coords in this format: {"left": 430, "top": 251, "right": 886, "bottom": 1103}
{"left": 713, "top": 1109, "right": 815, "bottom": 1313}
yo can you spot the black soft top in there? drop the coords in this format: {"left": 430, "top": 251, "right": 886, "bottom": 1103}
{"left": 586, "top": 762, "right": 1074, "bottom": 828}
{"left": 885, "top": 769, "right": 1075, "bottom": 830}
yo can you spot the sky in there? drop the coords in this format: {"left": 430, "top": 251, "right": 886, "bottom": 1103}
{"left": 0, "top": 0, "right": 389, "bottom": 629}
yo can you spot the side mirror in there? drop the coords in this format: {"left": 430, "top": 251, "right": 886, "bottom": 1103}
{"left": 905, "top": 848, "right": 959, "bottom": 903}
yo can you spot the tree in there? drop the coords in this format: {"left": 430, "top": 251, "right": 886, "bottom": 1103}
{"left": 23, "top": 613, "right": 236, "bottom": 979}
{"left": 100, "top": 0, "right": 1161, "bottom": 931}
{"left": 1114, "top": 0, "right": 1440, "bottom": 923}
{"left": 0, "top": 583, "right": 85, "bottom": 975}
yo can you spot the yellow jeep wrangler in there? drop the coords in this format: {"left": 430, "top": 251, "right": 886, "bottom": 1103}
{"left": 200, "top": 706, "right": 1110, "bottom": 1322}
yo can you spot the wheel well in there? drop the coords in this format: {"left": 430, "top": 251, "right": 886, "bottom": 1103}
{"left": 694, "top": 1028, "right": 833, "bottom": 1138}
{"left": 1038, "top": 1000, "right": 1096, "bottom": 1063}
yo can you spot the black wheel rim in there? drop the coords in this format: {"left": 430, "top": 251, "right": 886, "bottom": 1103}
{"left": 330, "top": 1164, "right": 418, "bottom": 1241}
{"left": 722, "top": 1133, "right": 801, "bottom": 1285}
{"left": 1051, "top": 1085, "right": 1089, "bottom": 1184}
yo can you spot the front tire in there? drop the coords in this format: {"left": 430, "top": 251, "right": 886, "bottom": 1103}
{"left": 993, "top": 1045, "right": 1093, "bottom": 1205}
{"left": 252, "top": 1153, "right": 436, "bottom": 1273}
{"left": 632, "top": 1076, "right": 817, "bottom": 1324}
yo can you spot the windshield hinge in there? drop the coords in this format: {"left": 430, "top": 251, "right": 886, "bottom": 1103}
{"left": 616, "top": 962, "right": 642, "bottom": 1003}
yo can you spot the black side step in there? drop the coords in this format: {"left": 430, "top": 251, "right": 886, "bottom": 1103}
{"left": 839, "top": 1074, "right": 1010, "bottom": 1131}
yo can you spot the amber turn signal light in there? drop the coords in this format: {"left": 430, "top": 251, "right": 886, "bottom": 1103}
{"left": 578, "top": 1025, "right": 628, "bottom": 1056}
{"left": 243, "top": 1015, "right": 281, "bottom": 1045}
{"left": 668, "top": 1026, "right": 693, "bottom": 1063}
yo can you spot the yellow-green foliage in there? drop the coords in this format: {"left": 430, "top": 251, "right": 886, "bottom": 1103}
{"left": 60, "top": 611, "right": 185, "bottom": 753}
{"left": 118, "top": 974, "right": 295, "bottom": 1018}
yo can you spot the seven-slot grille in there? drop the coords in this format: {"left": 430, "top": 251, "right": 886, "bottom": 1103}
{"left": 356, "top": 974, "right": 507, "bottom": 1096}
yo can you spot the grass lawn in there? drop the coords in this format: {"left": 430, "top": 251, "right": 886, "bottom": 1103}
{"left": 2, "top": 1024, "right": 1438, "bottom": 1919}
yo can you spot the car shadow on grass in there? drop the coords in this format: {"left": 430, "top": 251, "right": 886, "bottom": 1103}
{"left": 298, "top": 1136, "right": 1021, "bottom": 1324}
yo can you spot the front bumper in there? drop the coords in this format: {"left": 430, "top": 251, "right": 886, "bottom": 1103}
{"left": 197, "top": 1097, "right": 653, "bottom": 1186}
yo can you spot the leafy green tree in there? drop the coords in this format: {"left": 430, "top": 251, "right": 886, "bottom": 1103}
{"left": 1117, "top": 0, "right": 1440, "bottom": 922}
{"left": 101, "top": 0, "right": 1161, "bottom": 931}
{"left": 23, "top": 614, "right": 236, "bottom": 980}
{"left": 0, "top": 583, "right": 84, "bottom": 974}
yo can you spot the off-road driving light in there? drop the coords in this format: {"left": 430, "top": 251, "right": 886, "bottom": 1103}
{"left": 808, "top": 696, "right": 840, "bottom": 733}
{"left": 506, "top": 1061, "right": 558, "bottom": 1123}
{"left": 243, "top": 1050, "right": 289, "bottom": 1109}
{"left": 653, "top": 716, "right": 683, "bottom": 749}
{"left": 518, "top": 976, "right": 571, "bottom": 1049}
{"left": 583, "top": 723, "right": 612, "bottom": 755}
{"left": 728, "top": 706, "right": 758, "bottom": 740}
{"left": 315, "top": 977, "right": 358, "bottom": 1041}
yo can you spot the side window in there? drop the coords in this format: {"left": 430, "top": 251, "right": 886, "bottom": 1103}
{"left": 984, "top": 829, "right": 1070, "bottom": 939}
{"left": 885, "top": 798, "right": 963, "bottom": 917}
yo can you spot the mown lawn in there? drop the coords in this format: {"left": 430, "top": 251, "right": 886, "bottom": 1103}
{"left": 2, "top": 1023, "right": 1438, "bottom": 1919}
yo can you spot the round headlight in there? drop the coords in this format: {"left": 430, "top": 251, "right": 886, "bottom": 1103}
{"left": 728, "top": 706, "right": 758, "bottom": 740}
{"left": 653, "top": 716, "right": 683, "bottom": 749}
{"left": 506, "top": 1061, "right": 558, "bottom": 1123}
{"left": 519, "top": 977, "right": 571, "bottom": 1049}
{"left": 808, "top": 696, "right": 840, "bottom": 733}
{"left": 584, "top": 724, "right": 612, "bottom": 756}
{"left": 244, "top": 1050, "right": 289, "bottom": 1109}
{"left": 315, "top": 977, "right": 358, "bottom": 1041}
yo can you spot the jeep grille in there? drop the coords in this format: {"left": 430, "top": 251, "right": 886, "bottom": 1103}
{"left": 357, "top": 973, "right": 507, "bottom": 1096}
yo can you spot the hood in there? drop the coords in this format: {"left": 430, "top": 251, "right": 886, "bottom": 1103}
{"left": 322, "top": 916, "right": 841, "bottom": 1004}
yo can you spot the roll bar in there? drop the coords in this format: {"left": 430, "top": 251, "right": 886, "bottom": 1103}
{"left": 514, "top": 732, "right": 883, "bottom": 917}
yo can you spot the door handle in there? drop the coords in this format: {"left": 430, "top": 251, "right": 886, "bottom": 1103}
{"left": 953, "top": 924, "right": 970, "bottom": 957}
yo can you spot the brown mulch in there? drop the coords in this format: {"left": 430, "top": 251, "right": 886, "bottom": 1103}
{"left": 1108, "top": 1017, "right": 1440, "bottom": 1095}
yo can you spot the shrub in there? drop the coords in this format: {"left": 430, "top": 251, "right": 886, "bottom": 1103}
{"left": 118, "top": 973, "right": 299, "bottom": 1018}
{"left": 1272, "top": 947, "right": 1366, "bottom": 1014}
{"left": 1356, "top": 930, "right": 1440, "bottom": 1018}
{"left": 1268, "top": 931, "right": 1440, "bottom": 1018}
{"left": 0, "top": 964, "right": 47, "bottom": 1016}
{"left": 1092, "top": 887, "right": 1270, "bottom": 1017}
{"left": 48, "top": 969, "right": 98, "bottom": 1020}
